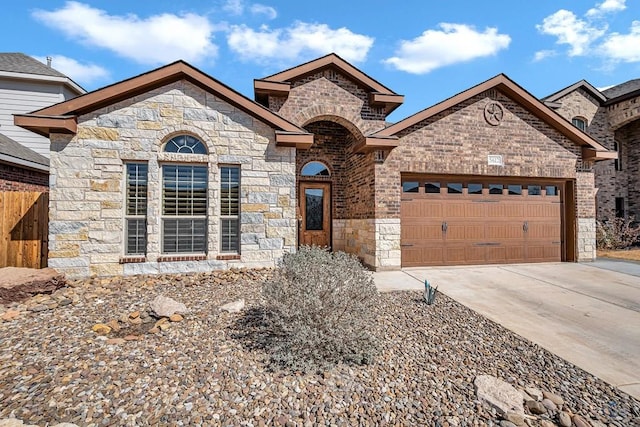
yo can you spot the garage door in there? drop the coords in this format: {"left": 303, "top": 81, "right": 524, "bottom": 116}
{"left": 401, "top": 177, "right": 563, "bottom": 267}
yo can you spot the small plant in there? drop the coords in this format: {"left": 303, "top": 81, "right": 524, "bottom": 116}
{"left": 596, "top": 216, "right": 640, "bottom": 250}
{"left": 261, "top": 246, "right": 379, "bottom": 372}
{"left": 424, "top": 279, "right": 438, "bottom": 305}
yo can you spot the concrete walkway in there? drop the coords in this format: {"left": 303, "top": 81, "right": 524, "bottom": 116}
{"left": 374, "top": 262, "right": 640, "bottom": 400}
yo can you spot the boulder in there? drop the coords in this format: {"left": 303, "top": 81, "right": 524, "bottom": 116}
{"left": 220, "top": 299, "right": 245, "bottom": 313}
{"left": 475, "top": 375, "right": 524, "bottom": 416}
{"left": 0, "top": 267, "right": 65, "bottom": 304}
{"left": 150, "top": 295, "right": 188, "bottom": 317}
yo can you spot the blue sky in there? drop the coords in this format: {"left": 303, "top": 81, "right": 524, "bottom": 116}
{"left": 3, "top": 0, "right": 640, "bottom": 121}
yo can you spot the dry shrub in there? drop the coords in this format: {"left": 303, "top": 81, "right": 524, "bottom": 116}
{"left": 596, "top": 216, "right": 640, "bottom": 250}
{"left": 261, "top": 246, "right": 379, "bottom": 372}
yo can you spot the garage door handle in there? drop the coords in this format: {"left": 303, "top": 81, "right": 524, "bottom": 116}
{"left": 523, "top": 221, "right": 529, "bottom": 232}
{"left": 442, "top": 221, "right": 448, "bottom": 232}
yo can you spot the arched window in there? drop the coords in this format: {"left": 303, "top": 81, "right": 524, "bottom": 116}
{"left": 571, "top": 117, "right": 586, "bottom": 132}
{"left": 164, "top": 134, "right": 207, "bottom": 154}
{"left": 301, "top": 161, "right": 330, "bottom": 177}
{"left": 160, "top": 134, "right": 208, "bottom": 254}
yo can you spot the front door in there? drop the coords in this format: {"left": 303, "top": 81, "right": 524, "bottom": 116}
{"left": 299, "top": 182, "right": 331, "bottom": 247}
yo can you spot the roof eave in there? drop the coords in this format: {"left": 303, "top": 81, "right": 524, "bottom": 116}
{"left": 14, "top": 114, "right": 77, "bottom": 138}
{"left": 0, "top": 153, "right": 49, "bottom": 172}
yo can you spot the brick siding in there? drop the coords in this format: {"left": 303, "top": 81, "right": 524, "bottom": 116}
{"left": 0, "top": 163, "right": 49, "bottom": 191}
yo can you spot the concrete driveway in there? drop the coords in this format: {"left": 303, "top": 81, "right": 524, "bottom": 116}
{"left": 374, "top": 261, "right": 640, "bottom": 400}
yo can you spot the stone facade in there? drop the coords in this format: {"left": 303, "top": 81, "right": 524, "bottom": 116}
{"left": 25, "top": 57, "right": 607, "bottom": 277}
{"left": 47, "top": 81, "right": 296, "bottom": 278}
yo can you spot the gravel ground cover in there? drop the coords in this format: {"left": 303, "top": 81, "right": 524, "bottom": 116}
{"left": 0, "top": 269, "right": 639, "bottom": 426}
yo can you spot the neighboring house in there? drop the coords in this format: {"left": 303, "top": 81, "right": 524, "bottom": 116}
{"left": 543, "top": 79, "right": 640, "bottom": 221}
{"left": 0, "top": 53, "right": 85, "bottom": 158}
{"left": 15, "top": 54, "right": 613, "bottom": 278}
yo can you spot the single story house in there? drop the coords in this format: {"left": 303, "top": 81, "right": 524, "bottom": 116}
{"left": 15, "top": 54, "right": 614, "bottom": 278}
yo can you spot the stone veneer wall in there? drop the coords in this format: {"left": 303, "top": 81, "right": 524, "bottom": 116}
{"left": 576, "top": 171, "right": 597, "bottom": 261}
{"left": 48, "top": 80, "right": 296, "bottom": 278}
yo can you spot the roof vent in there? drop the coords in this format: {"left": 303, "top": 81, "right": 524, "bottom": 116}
{"left": 46, "top": 56, "right": 52, "bottom": 67}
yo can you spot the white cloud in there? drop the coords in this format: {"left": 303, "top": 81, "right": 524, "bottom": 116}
{"left": 227, "top": 22, "right": 374, "bottom": 64}
{"left": 250, "top": 4, "right": 277, "bottom": 19}
{"left": 587, "top": 0, "right": 626, "bottom": 17}
{"left": 223, "top": 0, "right": 244, "bottom": 15}
{"left": 600, "top": 20, "right": 640, "bottom": 62}
{"left": 533, "top": 50, "right": 558, "bottom": 62}
{"left": 33, "top": 55, "right": 109, "bottom": 85}
{"left": 32, "top": 1, "right": 217, "bottom": 65}
{"left": 383, "top": 24, "right": 511, "bottom": 74}
{"left": 536, "top": 9, "right": 605, "bottom": 56}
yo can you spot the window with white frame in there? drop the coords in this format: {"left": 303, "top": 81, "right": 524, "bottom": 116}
{"left": 220, "top": 166, "right": 240, "bottom": 252}
{"left": 125, "top": 163, "right": 148, "bottom": 255}
{"left": 572, "top": 117, "right": 586, "bottom": 131}
{"left": 161, "top": 135, "right": 208, "bottom": 254}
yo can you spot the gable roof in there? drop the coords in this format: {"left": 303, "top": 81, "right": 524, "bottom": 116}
{"left": 602, "top": 78, "right": 640, "bottom": 104}
{"left": 0, "top": 132, "right": 49, "bottom": 172}
{"left": 14, "top": 60, "right": 313, "bottom": 148}
{"left": 254, "top": 53, "right": 404, "bottom": 115}
{"left": 372, "top": 74, "right": 613, "bottom": 160}
{"left": 0, "top": 53, "right": 85, "bottom": 95}
{"left": 542, "top": 79, "right": 606, "bottom": 105}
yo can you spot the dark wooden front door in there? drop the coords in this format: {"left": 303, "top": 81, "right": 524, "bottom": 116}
{"left": 299, "top": 182, "right": 331, "bottom": 247}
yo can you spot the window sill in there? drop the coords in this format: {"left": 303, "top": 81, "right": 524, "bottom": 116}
{"left": 217, "top": 254, "right": 241, "bottom": 260}
{"left": 119, "top": 256, "right": 146, "bottom": 264}
{"left": 158, "top": 254, "right": 207, "bottom": 262}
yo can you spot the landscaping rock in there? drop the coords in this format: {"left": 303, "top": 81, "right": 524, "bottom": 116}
{"left": 475, "top": 375, "right": 524, "bottom": 416}
{"left": 150, "top": 295, "right": 188, "bottom": 317}
{"left": 572, "top": 415, "right": 591, "bottom": 427}
{"left": 542, "top": 398, "right": 557, "bottom": 412}
{"left": 542, "top": 390, "right": 564, "bottom": 407}
{"left": 558, "top": 411, "right": 572, "bottom": 427}
{"left": 503, "top": 411, "right": 525, "bottom": 426}
{"left": 525, "top": 399, "right": 546, "bottom": 415}
{"left": 91, "top": 323, "right": 111, "bottom": 335}
{"left": 220, "top": 298, "right": 245, "bottom": 313}
{"left": 524, "top": 386, "right": 543, "bottom": 401}
{"left": 1, "top": 309, "right": 20, "bottom": 321}
{"left": 169, "top": 314, "right": 183, "bottom": 322}
{"left": 0, "top": 267, "right": 65, "bottom": 304}
{"left": 0, "top": 269, "right": 638, "bottom": 426}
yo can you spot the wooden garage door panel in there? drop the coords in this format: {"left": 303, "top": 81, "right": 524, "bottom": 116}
{"left": 400, "top": 177, "right": 564, "bottom": 267}
{"left": 444, "top": 202, "right": 468, "bottom": 217}
{"left": 485, "top": 223, "right": 523, "bottom": 239}
{"left": 402, "top": 224, "right": 442, "bottom": 241}
{"left": 465, "top": 203, "right": 486, "bottom": 217}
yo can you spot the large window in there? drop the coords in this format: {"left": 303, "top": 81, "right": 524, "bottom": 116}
{"left": 220, "top": 166, "right": 240, "bottom": 252}
{"left": 125, "top": 163, "right": 148, "bottom": 255}
{"left": 162, "top": 164, "right": 208, "bottom": 254}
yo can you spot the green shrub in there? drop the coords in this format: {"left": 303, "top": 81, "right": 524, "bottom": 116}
{"left": 596, "top": 216, "right": 640, "bottom": 250}
{"left": 261, "top": 246, "right": 379, "bottom": 372}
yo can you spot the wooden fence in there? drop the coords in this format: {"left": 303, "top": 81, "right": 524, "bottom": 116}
{"left": 0, "top": 191, "right": 48, "bottom": 269}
